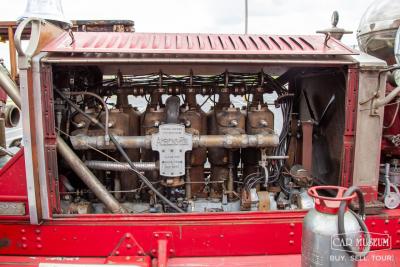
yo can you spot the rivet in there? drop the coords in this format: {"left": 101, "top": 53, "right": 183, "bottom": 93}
{"left": 36, "top": 237, "right": 41, "bottom": 241}
{"left": 290, "top": 223, "right": 295, "bottom": 228}
{"left": 115, "top": 251, "right": 120, "bottom": 256}
{"left": 166, "top": 234, "right": 171, "bottom": 238}
{"left": 289, "top": 240, "right": 294, "bottom": 245}
{"left": 396, "top": 240, "right": 400, "bottom": 244}
{"left": 21, "top": 229, "right": 26, "bottom": 233}
{"left": 37, "top": 244, "right": 42, "bottom": 249}
{"left": 289, "top": 232, "right": 294, "bottom": 236}
{"left": 220, "top": 234, "right": 224, "bottom": 238}
{"left": 35, "top": 229, "right": 41, "bottom": 234}
{"left": 125, "top": 233, "right": 131, "bottom": 238}
{"left": 125, "top": 256, "right": 131, "bottom": 260}
{"left": 21, "top": 236, "right": 27, "bottom": 241}
{"left": 154, "top": 233, "right": 159, "bottom": 238}
{"left": 151, "top": 249, "right": 156, "bottom": 254}
{"left": 385, "top": 219, "right": 389, "bottom": 224}
{"left": 73, "top": 237, "right": 77, "bottom": 240}
{"left": 126, "top": 244, "right": 132, "bottom": 249}
{"left": 384, "top": 230, "right": 389, "bottom": 234}
{"left": 138, "top": 250, "right": 144, "bottom": 256}
{"left": 22, "top": 243, "right": 27, "bottom": 249}
{"left": 169, "top": 249, "right": 174, "bottom": 253}
{"left": 371, "top": 222, "right": 376, "bottom": 226}
{"left": 397, "top": 230, "right": 400, "bottom": 235}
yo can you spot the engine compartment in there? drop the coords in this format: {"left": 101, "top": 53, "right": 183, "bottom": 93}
{"left": 51, "top": 65, "right": 347, "bottom": 214}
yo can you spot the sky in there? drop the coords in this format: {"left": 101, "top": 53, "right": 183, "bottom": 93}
{"left": 0, "top": 0, "right": 375, "bottom": 69}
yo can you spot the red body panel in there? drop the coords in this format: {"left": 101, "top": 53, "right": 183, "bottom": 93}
{"left": 43, "top": 32, "right": 356, "bottom": 56}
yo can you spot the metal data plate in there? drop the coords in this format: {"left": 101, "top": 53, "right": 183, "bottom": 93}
{"left": 151, "top": 124, "right": 192, "bottom": 177}
{"left": 0, "top": 202, "right": 25, "bottom": 215}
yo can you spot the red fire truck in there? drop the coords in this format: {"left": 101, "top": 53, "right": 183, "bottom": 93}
{"left": 0, "top": 0, "right": 399, "bottom": 266}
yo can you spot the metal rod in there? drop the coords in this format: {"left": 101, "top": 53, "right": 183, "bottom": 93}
{"left": 245, "top": 0, "right": 248, "bottom": 34}
{"left": 70, "top": 133, "right": 279, "bottom": 150}
{"left": 57, "top": 138, "right": 126, "bottom": 213}
{"left": 85, "top": 160, "right": 157, "bottom": 172}
{"left": 0, "top": 63, "right": 21, "bottom": 107}
{"left": 0, "top": 64, "right": 126, "bottom": 214}
{"left": 41, "top": 57, "right": 354, "bottom": 65}
{"left": 7, "top": 26, "right": 17, "bottom": 81}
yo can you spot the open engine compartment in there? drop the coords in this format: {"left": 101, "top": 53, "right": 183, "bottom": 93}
{"left": 50, "top": 65, "right": 347, "bottom": 214}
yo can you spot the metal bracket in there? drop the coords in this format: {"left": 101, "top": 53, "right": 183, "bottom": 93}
{"left": 151, "top": 231, "right": 175, "bottom": 267}
{"left": 109, "top": 233, "right": 145, "bottom": 257}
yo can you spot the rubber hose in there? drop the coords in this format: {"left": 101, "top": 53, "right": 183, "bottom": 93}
{"left": 338, "top": 186, "right": 370, "bottom": 258}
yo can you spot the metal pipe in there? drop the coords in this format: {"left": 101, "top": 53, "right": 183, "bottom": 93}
{"left": 0, "top": 63, "right": 21, "bottom": 108}
{"left": 85, "top": 160, "right": 157, "bottom": 172}
{"left": 70, "top": 133, "right": 279, "bottom": 150}
{"left": 373, "top": 86, "right": 400, "bottom": 109}
{"left": 57, "top": 138, "right": 126, "bottom": 213}
{"left": 64, "top": 91, "right": 109, "bottom": 144}
{"left": 0, "top": 63, "right": 126, "bottom": 214}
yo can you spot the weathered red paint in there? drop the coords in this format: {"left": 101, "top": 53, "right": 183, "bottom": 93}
{"left": 43, "top": 32, "right": 356, "bottom": 56}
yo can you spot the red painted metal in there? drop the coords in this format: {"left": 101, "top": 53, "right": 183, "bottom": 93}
{"left": 1, "top": 209, "right": 400, "bottom": 258}
{"left": 0, "top": 149, "right": 29, "bottom": 221}
{"left": 43, "top": 32, "right": 357, "bottom": 56}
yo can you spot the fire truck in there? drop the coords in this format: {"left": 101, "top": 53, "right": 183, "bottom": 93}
{"left": 0, "top": 0, "right": 399, "bottom": 266}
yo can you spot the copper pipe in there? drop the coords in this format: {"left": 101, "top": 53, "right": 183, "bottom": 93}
{"left": 7, "top": 27, "right": 17, "bottom": 81}
{"left": 70, "top": 133, "right": 279, "bottom": 150}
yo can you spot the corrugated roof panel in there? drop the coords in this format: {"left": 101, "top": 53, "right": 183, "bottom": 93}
{"left": 43, "top": 32, "right": 356, "bottom": 56}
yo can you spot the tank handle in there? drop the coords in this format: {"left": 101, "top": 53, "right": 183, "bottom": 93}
{"left": 308, "top": 185, "right": 356, "bottom": 214}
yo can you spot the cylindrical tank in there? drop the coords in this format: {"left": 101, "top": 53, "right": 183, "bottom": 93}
{"left": 301, "top": 186, "right": 361, "bottom": 267}
{"left": 357, "top": 0, "right": 400, "bottom": 64}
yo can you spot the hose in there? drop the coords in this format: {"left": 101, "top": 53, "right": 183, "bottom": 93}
{"left": 54, "top": 88, "right": 184, "bottom": 213}
{"left": 337, "top": 186, "right": 370, "bottom": 258}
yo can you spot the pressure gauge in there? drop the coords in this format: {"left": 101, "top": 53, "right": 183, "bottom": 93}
{"left": 384, "top": 192, "right": 400, "bottom": 209}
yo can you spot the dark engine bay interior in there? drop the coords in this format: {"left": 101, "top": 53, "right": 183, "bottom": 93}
{"left": 51, "top": 65, "right": 346, "bottom": 214}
